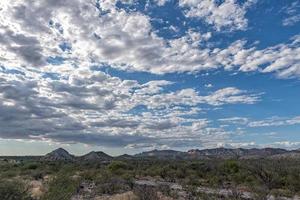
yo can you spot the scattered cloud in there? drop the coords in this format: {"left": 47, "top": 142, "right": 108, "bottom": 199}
{"left": 202, "top": 87, "right": 260, "bottom": 106}
{"left": 283, "top": 14, "right": 300, "bottom": 26}
{"left": 217, "top": 141, "right": 256, "bottom": 149}
{"left": 248, "top": 116, "right": 300, "bottom": 127}
{"left": 272, "top": 141, "right": 300, "bottom": 149}
{"left": 218, "top": 117, "right": 249, "bottom": 125}
{"left": 0, "top": 0, "right": 299, "bottom": 152}
{"left": 236, "top": 36, "right": 300, "bottom": 79}
{"left": 219, "top": 116, "right": 300, "bottom": 128}
{"left": 217, "top": 141, "right": 300, "bottom": 150}
{"left": 179, "top": 0, "right": 256, "bottom": 31}
{"left": 0, "top": 65, "right": 259, "bottom": 148}
{"left": 282, "top": 1, "right": 300, "bottom": 26}
{"left": 0, "top": 0, "right": 298, "bottom": 79}
{"left": 205, "top": 83, "right": 213, "bottom": 88}
{"left": 154, "top": 0, "right": 170, "bottom": 6}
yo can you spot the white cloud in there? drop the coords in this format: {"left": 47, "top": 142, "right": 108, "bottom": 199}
{"left": 217, "top": 141, "right": 256, "bottom": 148}
{"left": 0, "top": 0, "right": 299, "bottom": 79}
{"left": 0, "top": 0, "right": 220, "bottom": 74}
{"left": 283, "top": 14, "right": 300, "bottom": 26}
{"left": 220, "top": 116, "right": 300, "bottom": 128}
{"left": 216, "top": 140, "right": 300, "bottom": 150}
{"left": 154, "top": 0, "right": 170, "bottom": 6}
{"left": 0, "top": 0, "right": 299, "bottom": 152}
{"left": 282, "top": 1, "right": 300, "bottom": 26}
{"left": 248, "top": 116, "right": 300, "bottom": 127}
{"left": 202, "top": 87, "right": 260, "bottom": 105}
{"left": 205, "top": 83, "right": 213, "bottom": 88}
{"left": 218, "top": 117, "right": 249, "bottom": 125}
{"left": 179, "top": 0, "right": 255, "bottom": 31}
{"left": 235, "top": 36, "right": 300, "bottom": 79}
{"left": 272, "top": 141, "right": 300, "bottom": 149}
{"left": 0, "top": 61, "right": 262, "bottom": 149}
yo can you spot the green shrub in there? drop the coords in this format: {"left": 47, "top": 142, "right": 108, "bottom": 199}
{"left": 42, "top": 174, "right": 80, "bottom": 200}
{"left": 223, "top": 160, "right": 240, "bottom": 174}
{"left": 24, "top": 163, "right": 38, "bottom": 170}
{"left": 108, "top": 161, "right": 129, "bottom": 174}
{"left": 0, "top": 180, "right": 31, "bottom": 200}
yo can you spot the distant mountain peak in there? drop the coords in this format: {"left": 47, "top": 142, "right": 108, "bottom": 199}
{"left": 80, "top": 151, "right": 112, "bottom": 161}
{"left": 53, "top": 147, "right": 69, "bottom": 153}
{"left": 43, "top": 148, "right": 74, "bottom": 161}
{"left": 41, "top": 147, "right": 294, "bottom": 162}
{"left": 186, "top": 147, "right": 288, "bottom": 159}
{"left": 135, "top": 149, "right": 185, "bottom": 159}
{"left": 115, "top": 154, "right": 134, "bottom": 160}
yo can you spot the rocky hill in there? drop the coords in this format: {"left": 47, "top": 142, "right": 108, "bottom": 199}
{"left": 42, "top": 147, "right": 298, "bottom": 161}
{"left": 114, "top": 154, "right": 135, "bottom": 160}
{"left": 79, "top": 151, "right": 112, "bottom": 161}
{"left": 187, "top": 147, "right": 288, "bottom": 159}
{"left": 135, "top": 147, "right": 289, "bottom": 160}
{"left": 270, "top": 149, "right": 300, "bottom": 159}
{"left": 135, "top": 149, "right": 186, "bottom": 159}
{"left": 43, "top": 148, "right": 74, "bottom": 161}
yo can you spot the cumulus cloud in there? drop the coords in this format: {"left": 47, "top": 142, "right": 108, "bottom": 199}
{"left": 219, "top": 116, "right": 300, "bottom": 128}
{"left": 218, "top": 117, "right": 249, "bottom": 125}
{"left": 0, "top": 64, "right": 260, "bottom": 149}
{"left": 283, "top": 14, "right": 300, "bottom": 26}
{"left": 238, "top": 36, "right": 300, "bottom": 78}
{"left": 282, "top": 1, "right": 300, "bottom": 26}
{"left": 218, "top": 141, "right": 300, "bottom": 150}
{"left": 0, "top": 0, "right": 299, "bottom": 79}
{"left": 205, "top": 83, "right": 213, "bottom": 88}
{"left": 202, "top": 87, "right": 260, "bottom": 105}
{"left": 0, "top": 0, "right": 297, "bottom": 151}
{"left": 272, "top": 141, "right": 300, "bottom": 149}
{"left": 179, "top": 0, "right": 256, "bottom": 31}
{"left": 217, "top": 141, "right": 256, "bottom": 149}
{"left": 248, "top": 116, "right": 300, "bottom": 127}
{"left": 0, "top": 30, "right": 46, "bottom": 66}
{"left": 154, "top": 0, "right": 170, "bottom": 6}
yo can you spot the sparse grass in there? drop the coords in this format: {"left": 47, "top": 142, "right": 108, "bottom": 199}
{"left": 0, "top": 179, "right": 32, "bottom": 200}
{"left": 42, "top": 173, "right": 80, "bottom": 200}
{"left": 0, "top": 158, "right": 299, "bottom": 199}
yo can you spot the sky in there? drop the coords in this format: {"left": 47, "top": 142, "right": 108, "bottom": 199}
{"left": 0, "top": 0, "right": 300, "bottom": 156}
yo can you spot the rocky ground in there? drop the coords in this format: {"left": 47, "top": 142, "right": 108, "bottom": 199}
{"left": 67, "top": 178, "right": 300, "bottom": 200}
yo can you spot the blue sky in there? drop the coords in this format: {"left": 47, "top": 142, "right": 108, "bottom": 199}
{"left": 0, "top": 0, "right": 299, "bottom": 155}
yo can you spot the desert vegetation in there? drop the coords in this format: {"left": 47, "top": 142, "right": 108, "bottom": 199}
{"left": 0, "top": 155, "right": 300, "bottom": 200}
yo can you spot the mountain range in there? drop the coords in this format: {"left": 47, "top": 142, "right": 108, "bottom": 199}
{"left": 42, "top": 147, "right": 300, "bottom": 161}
